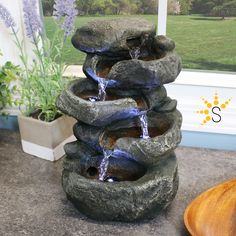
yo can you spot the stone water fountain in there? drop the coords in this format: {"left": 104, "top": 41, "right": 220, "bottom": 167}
{"left": 57, "top": 18, "right": 182, "bottom": 222}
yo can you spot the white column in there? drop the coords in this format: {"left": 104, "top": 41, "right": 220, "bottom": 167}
{"left": 157, "top": 0, "right": 168, "bottom": 35}
{"left": 0, "top": 0, "right": 41, "bottom": 66}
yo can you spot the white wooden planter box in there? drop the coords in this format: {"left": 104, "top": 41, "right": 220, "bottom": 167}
{"left": 18, "top": 115, "right": 76, "bottom": 161}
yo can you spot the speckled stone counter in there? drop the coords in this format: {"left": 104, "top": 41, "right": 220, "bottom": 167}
{"left": 0, "top": 129, "right": 235, "bottom": 236}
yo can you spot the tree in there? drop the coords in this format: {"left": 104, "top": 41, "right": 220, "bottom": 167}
{"left": 191, "top": 0, "right": 211, "bottom": 14}
{"left": 90, "top": 0, "right": 107, "bottom": 14}
{"left": 168, "top": 0, "right": 181, "bottom": 14}
{"left": 191, "top": 0, "right": 236, "bottom": 18}
{"left": 104, "top": 0, "right": 117, "bottom": 14}
{"left": 112, "top": 0, "right": 138, "bottom": 14}
{"left": 42, "top": 0, "right": 54, "bottom": 16}
{"left": 76, "top": 0, "right": 94, "bottom": 15}
{"left": 179, "top": 0, "right": 192, "bottom": 14}
{"left": 211, "top": 0, "right": 236, "bottom": 19}
{"left": 139, "top": 0, "right": 158, "bottom": 14}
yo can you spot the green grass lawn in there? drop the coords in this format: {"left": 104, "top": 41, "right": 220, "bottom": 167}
{"left": 44, "top": 15, "right": 236, "bottom": 72}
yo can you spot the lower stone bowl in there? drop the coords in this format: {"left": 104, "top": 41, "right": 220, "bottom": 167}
{"left": 64, "top": 141, "right": 147, "bottom": 182}
{"left": 72, "top": 109, "right": 182, "bottom": 167}
{"left": 103, "top": 110, "right": 182, "bottom": 166}
{"left": 62, "top": 151, "right": 178, "bottom": 222}
{"left": 56, "top": 78, "right": 167, "bottom": 126}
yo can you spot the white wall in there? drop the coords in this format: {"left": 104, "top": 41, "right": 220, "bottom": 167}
{"left": 165, "top": 70, "right": 236, "bottom": 136}
{"left": 0, "top": 0, "right": 40, "bottom": 66}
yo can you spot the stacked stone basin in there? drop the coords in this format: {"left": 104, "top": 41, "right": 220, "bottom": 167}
{"left": 57, "top": 18, "right": 182, "bottom": 222}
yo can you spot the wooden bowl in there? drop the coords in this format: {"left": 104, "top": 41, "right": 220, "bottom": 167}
{"left": 184, "top": 178, "right": 236, "bottom": 236}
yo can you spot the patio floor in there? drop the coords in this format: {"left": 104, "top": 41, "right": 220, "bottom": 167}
{"left": 0, "top": 129, "right": 236, "bottom": 236}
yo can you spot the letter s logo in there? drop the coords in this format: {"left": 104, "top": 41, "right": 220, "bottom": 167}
{"left": 212, "top": 106, "right": 221, "bottom": 123}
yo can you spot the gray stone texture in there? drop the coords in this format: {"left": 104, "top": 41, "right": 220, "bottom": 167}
{"left": 1, "top": 130, "right": 236, "bottom": 235}
{"left": 153, "top": 35, "right": 176, "bottom": 53}
{"left": 72, "top": 110, "right": 182, "bottom": 166}
{"left": 57, "top": 78, "right": 170, "bottom": 126}
{"left": 57, "top": 18, "right": 183, "bottom": 222}
{"left": 73, "top": 122, "right": 104, "bottom": 151}
{"left": 83, "top": 50, "right": 181, "bottom": 89}
{"left": 63, "top": 141, "right": 146, "bottom": 182}
{"left": 78, "top": 20, "right": 181, "bottom": 89}
{"left": 110, "top": 110, "right": 182, "bottom": 166}
{"left": 63, "top": 109, "right": 182, "bottom": 221}
{"left": 62, "top": 151, "right": 178, "bottom": 222}
{"left": 153, "top": 97, "right": 177, "bottom": 113}
{"left": 72, "top": 18, "right": 156, "bottom": 56}
{"left": 56, "top": 79, "right": 138, "bottom": 126}
{"left": 105, "top": 52, "right": 181, "bottom": 88}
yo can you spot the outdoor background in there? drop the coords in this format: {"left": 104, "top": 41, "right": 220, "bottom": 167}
{"left": 43, "top": 0, "right": 236, "bottom": 72}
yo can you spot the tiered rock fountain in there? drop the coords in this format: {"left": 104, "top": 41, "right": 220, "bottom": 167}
{"left": 57, "top": 18, "right": 182, "bottom": 222}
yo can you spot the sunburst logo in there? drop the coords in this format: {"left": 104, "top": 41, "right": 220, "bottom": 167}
{"left": 196, "top": 92, "right": 232, "bottom": 125}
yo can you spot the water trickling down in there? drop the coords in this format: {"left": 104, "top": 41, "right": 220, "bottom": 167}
{"left": 130, "top": 46, "right": 150, "bottom": 139}
{"left": 88, "top": 77, "right": 107, "bottom": 102}
{"left": 88, "top": 97, "right": 98, "bottom": 102}
{"left": 97, "top": 47, "right": 148, "bottom": 181}
{"left": 99, "top": 149, "right": 113, "bottom": 181}
{"left": 105, "top": 176, "right": 119, "bottom": 182}
{"left": 99, "top": 113, "right": 150, "bottom": 182}
{"left": 106, "top": 177, "right": 115, "bottom": 183}
{"left": 88, "top": 47, "right": 139, "bottom": 102}
{"left": 85, "top": 68, "right": 108, "bottom": 102}
{"left": 139, "top": 112, "right": 150, "bottom": 139}
{"left": 98, "top": 77, "right": 108, "bottom": 101}
{"left": 129, "top": 47, "right": 141, "bottom": 59}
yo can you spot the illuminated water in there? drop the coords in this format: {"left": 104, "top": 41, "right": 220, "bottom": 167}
{"left": 88, "top": 96, "right": 98, "bottom": 102}
{"left": 97, "top": 77, "right": 108, "bottom": 101}
{"left": 129, "top": 47, "right": 141, "bottom": 59}
{"left": 97, "top": 47, "right": 149, "bottom": 181}
{"left": 99, "top": 149, "right": 113, "bottom": 181}
{"left": 139, "top": 112, "right": 150, "bottom": 139}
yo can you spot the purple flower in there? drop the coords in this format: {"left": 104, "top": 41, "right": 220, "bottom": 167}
{"left": 53, "top": 0, "right": 65, "bottom": 20}
{"left": 62, "top": 7, "right": 78, "bottom": 38}
{"left": 53, "top": 0, "right": 78, "bottom": 39}
{"left": 23, "top": 0, "right": 42, "bottom": 38}
{"left": 0, "top": 3, "right": 16, "bottom": 28}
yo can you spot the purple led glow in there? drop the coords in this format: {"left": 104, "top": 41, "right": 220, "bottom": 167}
{"left": 85, "top": 68, "right": 118, "bottom": 88}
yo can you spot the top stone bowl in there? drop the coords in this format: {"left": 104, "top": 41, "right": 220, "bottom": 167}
{"left": 72, "top": 18, "right": 156, "bottom": 57}
{"left": 72, "top": 17, "right": 181, "bottom": 89}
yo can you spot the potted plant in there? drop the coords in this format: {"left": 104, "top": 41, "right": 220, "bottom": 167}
{"left": 0, "top": 51, "right": 20, "bottom": 130}
{"left": 0, "top": 0, "right": 78, "bottom": 161}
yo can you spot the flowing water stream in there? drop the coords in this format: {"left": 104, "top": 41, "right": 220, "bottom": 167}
{"left": 97, "top": 47, "right": 150, "bottom": 181}
{"left": 129, "top": 47, "right": 141, "bottom": 60}
{"left": 139, "top": 112, "right": 150, "bottom": 139}
{"left": 99, "top": 149, "right": 113, "bottom": 181}
{"left": 97, "top": 77, "right": 108, "bottom": 101}
{"left": 129, "top": 47, "right": 150, "bottom": 138}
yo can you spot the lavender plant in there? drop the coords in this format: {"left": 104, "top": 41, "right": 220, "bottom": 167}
{"left": 0, "top": 1, "right": 78, "bottom": 122}
{"left": 0, "top": 4, "right": 16, "bottom": 28}
{"left": 53, "top": 0, "right": 78, "bottom": 40}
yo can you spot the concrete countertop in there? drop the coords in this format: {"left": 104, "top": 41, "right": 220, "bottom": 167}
{"left": 0, "top": 129, "right": 235, "bottom": 236}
